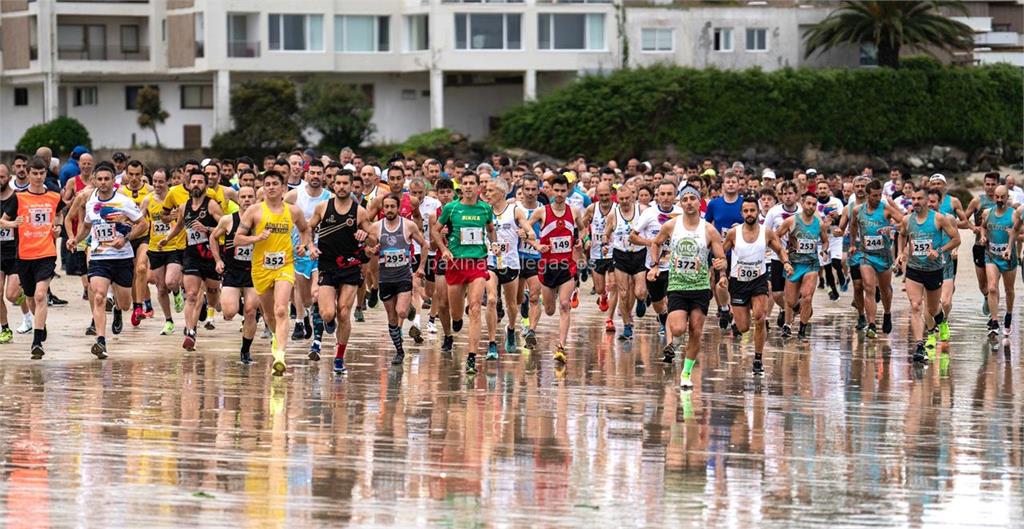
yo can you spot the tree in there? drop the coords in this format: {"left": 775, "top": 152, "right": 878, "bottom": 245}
{"left": 803, "top": 1, "right": 974, "bottom": 69}
{"left": 300, "top": 78, "right": 375, "bottom": 151}
{"left": 209, "top": 78, "right": 303, "bottom": 158}
{"left": 136, "top": 85, "right": 169, "bottom": 147}
{"left": 16, "top": 117, "right": 92, "bottom": 157}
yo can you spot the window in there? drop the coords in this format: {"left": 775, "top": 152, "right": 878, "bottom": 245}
{"left": 57, "top": 24, "right": 106, "bottom": 59}
{"left": 125, "top": 85, "right": 157, "bottom": 110}
{"left": 180, "top": 85, "right": 213, "bottom": 109}
{"left": 454, "top": 13, "right": 521, "bottom": 50}
{"left": 14, "top": 88, "right": 28, "bottom": 106}
{"left": 859, "top": 43, "right": 877, "bottom": 66}
{"left": 713, "top": 27, "right": 732, "bottom": 52}
{"left": 120, "top": 25, "right": 139, "bottom": 53}
{"left": 74, "top": 86, "right": 98, "bottom": 107}
{"left": 405, "top": 14, "right": 428, "bottom": 51}
{"left": 538, "top": 13, "right": 605, "bottom": 50}
{"left": 194, "top": 13, "right": 204, "bottom": 57}
{"left": 641, "top": 27, "right": 673, "bottom": 52}
{"left": 745, "top": 28, "right": 767, "bottom": 51}
{"left": 335, "top": 16, "right": 389, "bottom": 52}
{"left": 269, "top": 14, "right": 324, "bottom": 51}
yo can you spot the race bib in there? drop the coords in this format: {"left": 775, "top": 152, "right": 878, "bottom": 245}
{"left": 0, "top": 228, "right": 13, "bottom": 242}
{"left": 187, "top": 227, "right": 209, "bottom": 246}
{"left": 797, "top": 238, "right": 817, "bottom": 254}
{"left": 92, "top": 222, "right": 116, "bottom": 243}
{"left": 495, "top": 241, "right": 509, "bottom": 254}
{"left": 234, "top": 244, "right": 253, "bottom": 262}
{"left": 550, "top": 236, "right": 572, "bottom": 254}
{"left": 911, "top": 238, "right": 932, "bottom": 258}
{"left": 29, "top": 207, "right": 51, "bottom": 227}
{"left": 460, "top": 227, "right": 483, "bottom": 245}
{"left": 863, "top": 235, "right": 884, "bottom": 251}
{"left": 592, "top": 233, "right": 605, "bottom": 246}
{"left": 673, "top": 256, "right": 698, "bottom": 272}
{"left": 382, "top": 249, "right": 409, "bottom": 268}
{"left": 263, "top": 251, "right": 286, "bottom": 270}
{"left": 735, "top": 262, "right": 761, "bottom": 281}
{"left": 152, "top": 220, "right": 171, "bottom": 236}
{"left": 989, "top": 242, "right": 1008, "bottom": 256}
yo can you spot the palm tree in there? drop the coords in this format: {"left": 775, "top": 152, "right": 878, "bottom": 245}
{"left": 804, "top": 1, "right": 975, "bottom": 68}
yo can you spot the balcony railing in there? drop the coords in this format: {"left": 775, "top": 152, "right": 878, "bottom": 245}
{"left": 227, "top": 40, "right": 260, "bottom": 58}
{"left": 57, "top": 45, "right": 149, "bottom": 60}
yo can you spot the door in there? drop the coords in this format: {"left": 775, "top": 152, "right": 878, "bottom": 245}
{"left": 183, "top": 125, "right": 201, "bottom": 149}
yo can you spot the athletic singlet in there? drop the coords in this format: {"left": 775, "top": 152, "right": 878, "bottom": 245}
{"left": 15, "top": 190, "right": 62, "bottom": 260}
{"left": 856, "top": 203, "right": 892, "bottom": 256}
{"left": 789, "top": 215, "right": 821, "bottom": 266}
{"left": 182, "top": 197, "right": 217, "bottom": 260}
{"left": 610, "top": 203, "right": 643, "bottom": 252}
{"left": 730, "top": 224, "right": 767, "bottom": 281}
{"left": 589, "top": 202, "right": 614, "bottom": 260}
{"left": 317, "top": 198, "right": 365, "bottom": 270}
{"left": 974, "top": 194, "right": 997, "bottom": 228}
{"left": 252, "top": 202, "right": 294, "bottom": 272}
{"left": 223, "top": 211, "right": 253, "bottom": 272}
{"left": 517, "top": 201, "right": 542, "bottom": 258}
{"left": 292, "top": 187, "right": 331, "bottom": 249}
{"left": 148, "top": 194, "right": 185, "bottom": 251}
{"left": 905, "top": 210, "right": 945, "bottom": 272}
{"left": 378, "top": 217, "right": 413, "bottom": 284}
{"left": 119, "top": 183, "right": 152, "bottom": 241}
{"left": 985, "top": 207, "right": 1017, "bottom": 266}
{"left": 539, "top": 204, "right": 575, "bottom": 265}
{"left": 490, "top": 204, "right": 521, "bottom": 270}
{"left": 667, "top": 218, "right": 710, "bottom": 292}
{"left": 0, "top": 192, "right": 17, "bottom": 257}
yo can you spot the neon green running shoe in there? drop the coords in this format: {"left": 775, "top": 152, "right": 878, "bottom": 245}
{"left": 173, "top": 290, "right": 185, "bottom": 313}
{"left": 938, "top": 321, "right": 950, "bottom": 342}
{"left": 160, "top": 320, "right": 175, "bottom": 336}
{"left": 0, "top": 327, "right": 12, "bottom": 344}
{"left": 14, "top": 291, "right": 25, "bottom": 305}
{"left": 925, "top": 332, "right": 937, "bottom": 350}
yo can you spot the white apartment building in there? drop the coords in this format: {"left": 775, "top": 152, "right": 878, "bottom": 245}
{"left": 1, "top": 0, "right": 1018, "bottom": 152}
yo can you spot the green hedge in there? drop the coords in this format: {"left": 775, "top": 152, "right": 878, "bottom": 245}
{"left": 497, "top": 64, "right": 1024, "bottom": 161}
{"left": 16, "top": 117, "right": 92, "bottom": 157}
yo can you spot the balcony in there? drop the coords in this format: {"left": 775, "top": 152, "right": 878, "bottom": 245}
{"left": 975, "top": 31, "right": 1024, "bottom": 47}
{"left": 58, "top": 45, "right": 149, "bottom": 60}
{"left": 227, "top": 40, "right": 260, "bottom": 58}
{"left": 976, "top": 50, "right": 1024, "bottom": 67}
{"left": 951, "top": 16, "right": 992, "bottom": 33}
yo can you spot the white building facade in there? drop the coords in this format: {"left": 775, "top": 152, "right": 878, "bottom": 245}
{"left": 2, "top": 0, "right": 1017, "bottom": 152}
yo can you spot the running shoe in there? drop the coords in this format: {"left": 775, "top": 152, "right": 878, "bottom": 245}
{"left": 392, "top": 350, "right": 405, "bottom": 365}
{"left": 618, "top": 323, "right": 634, "bottom": 341}
{"left": 354, "top": 308, "right": 364, "bottom": 323}
{"left": 938, "top": 321, "right": 950, "bottom": 342}
{"left": 553, "top": 345, "right": 567, "bottom": 364}
{"left": 0, "top": 327, "right": 11, "bottom": 344}
{"left": 325, "top": 318, "right": 337, "bottom": 335}
{"left": 659, "top": 322, "right": 666, "bottom": 336}
{"left": 173, "top": 290, "right": 185, "bottom": 313}
{"left": 486, "top": 341, "right": 499, "bottom": 361}
{"left": 441, "top": 334, "right": 455, "bottom": 354}
{"left": 679, "top": 372, "right": 694, "bottom": 390}
{"left": 1004, "top": 313, "right": 1013, "bottom": 336}
{"left": 866, "top": 324, "right": 877, "bottom": 339}
{"left": 839, "top": 278, "right": 849, "bottom": 293}
{"left": 426, "top": 319, "right": 437, "bottom": 335}
{"left": 409, "top": 324, "right": 424, "bottom": 344}
{"left": 598, "top": 293, "right": 609, "bottom": 312}
{"left": 731, "top": 323, "right": 742, "bottom": 338}
{"left": 604, "top": 319, "right": 615, "bottom": 333}
{"left": 302, "top": 317, "right": 313, "bottom": 339}
{"left": 828, "top": 290, "right": 840, "bottom": 302}
{"left": 112, "top": 309, "right": 123, "bottom": 335}
{"left": 367, "top": 288, "right": 379, "bottom": 308}
{"left": 912, "top": 341, "right": 927, "bottom": 363}
{"left": 752, "top": 358, "right": 764, "bottom": 376}
{"left": 505, "top": 327, "right": 517, "bottom": 354}
{"left": 14, "top": 291, "right": 25, "bottom": 305}
{"left": 291, "top": 321, "right": 305, "bottom": 341}
{"left": 521, "top": 316, "right": 530, "bottom": 328}
{"left": 496, "top": 300, "right": 504, "bottom": 321}
{"left": 798, "top": 323, "right": 809, "bottom": 340}
{"left": 925, "top": 332, "right": 937, "bottom": 350}
{"left": 776, "top": 311, "right": 786, "bottom": 329}
{"left": 308, "top": 340, "right": 322, "bottom": 361}
{"left": 31, "top": 344, "right": 45, "bottom": 359}
{"left": 856, "top": 314, "right": 868, "bottom": 331}
{"left": 982, "top": 298, "right": 990, "bottom": 316}
{"left": 523, "top": 329, "right": 537, "bottom": 349}
{"left": 780, "top": 324, "right": 792, "bottom": 339}
{"left": 260, "top": 324, "right": 272, "bottom": 339}
{"left": 636, "top": 300, "right": 646, "bottom": 318}
{"left": 198, "top": 301, "right": 208, "bottom": 322}
{"left": 85, "top": 322, "right": 96, "bottom": 336}
{"left": 882, "top": 313, "right": 893, "bottom": 334}
{"left": 241, "top": 350, "right": 253, "bottom": 365}
{"left": 143, "top": 304, "right": 155, "bottom": 319}
{"left": 718, "top": 308, "right": 731, "bottom": 330}
{"left": 90, "top": 341, "right": 108, "bottom": 360}
{"left": 987, "top": 319, "right": 999, "bottom": 337}
{"left": 333, "top": 357, "right": 348, "bottom": 374}
{"left": 272, "top": 345, "right": 286, "bottom": 376}
{"left": 570, "top": 289, "right": 579, "bottom": 309}
{"left": 17, "top": 317, "right": 32, "bottom": 334}
{"left": 183, "top": 330, "right": 196, "bottom": 351}
{"left": 48, "top": 291, "right": 68, "bottom": 306}
{"left": 131, "top": 306, "right": 144, "bottom": 327}
{"left": 662, "top": 344, "right": 676, "bottom": 363}
{"left": 160, "top": 320, "right": 175, "bottom": 336}
{"left": 465, "top": 353, "right": 477, "bottom": 374}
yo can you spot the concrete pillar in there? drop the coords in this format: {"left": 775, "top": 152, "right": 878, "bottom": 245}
{"left": 430, "top": 68, "right": 444, "bottom": 131}
{"left": 213, "top": 69, "right": 232, "bottom": 133}
{"left": 39, "top": 0, "right": 59, "bottom": 121}
{"left": 524, "top": 69, "right": 537, "bottom": 101}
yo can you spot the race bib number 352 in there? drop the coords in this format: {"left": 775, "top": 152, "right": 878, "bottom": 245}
{"left": 263, "top": 251, "right": 285, "bottom": 270}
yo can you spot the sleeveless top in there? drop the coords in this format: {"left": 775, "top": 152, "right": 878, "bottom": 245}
{"left": 667, "top": 218, "right": 710, "bottom": 292}
{"left": 610, "top": 203, "right": 643, "bottom": 252}
{"left": 789, "top": 215, "right": 821, "bottom": 265}
{"left": 378, "top": 218, "right": 413, "bottom": 284}
{"left": 317, "top": 198, "right": 365, "bottom": 270}
{"left": 905, "top": 210, "right": 944, "bottom": 272}
{"left": 731, "top": 224, "right": 767, "bottom": 281}
{"left": 517, "top": 201, "right": 542, "bottom": 258}
{"left": 183, "top": 197, "right": 217, "bottom": 259}
{"left": 491, "top": 204, "right": 521, "bottom": 270}
{"left": 223, "top": 211, "right": 253, "bottom": 272}
{"left": 856, "top": 203, "right": 891, "bottom": 256}
{"left": 539, "top": 204, "right": 575, "bottom": 264}
{"left": 252, "top": 202, "right": 294, "bottom": 272}
{"left": 985, "top": 207, "right": 1017, "bottom": 266}
{"left": 589, "top": 202, "right": 613, "bottom": 260}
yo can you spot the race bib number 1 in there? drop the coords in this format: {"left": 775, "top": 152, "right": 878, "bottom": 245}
{"left": 460, "top": 227, "right": 483, "bottom": 245}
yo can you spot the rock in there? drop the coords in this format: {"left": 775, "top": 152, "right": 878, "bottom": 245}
{"left": 906, "top": 155, "right": 925, "bottom": 169}
{"left": 930, "top": 145, "right": 951, "bottom": 161}
{"left": 978, "top": 160, "right": 993, "bottom": 172}
{"left": 802, "top": 144, "right": 822, "bottom": 167}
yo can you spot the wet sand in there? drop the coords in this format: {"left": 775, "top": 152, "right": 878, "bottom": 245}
{"left": 0, "top": 235, "right": 1021, "bottom": 528}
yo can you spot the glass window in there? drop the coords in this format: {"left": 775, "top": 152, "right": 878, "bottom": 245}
{"left": 641, "top": 28, "right": 672, "bottom": 52}
{"left": 405, "top": 15, "right": 428, "bottom": 51}
{"left": 194, "top": 13, "right": 204, "bottom": 57}
{"left": 181, "top": 85, "right": 213, "bottom": 109}
{"left": 335, "top": 16, "right": 389, "bottom": 52}
{"left": 538, "top": 13, "right": 604, "bottom": 50}
{"left": 454, "top": 13, "right": 521, "bottom": 50}
{"left": 74, "top": 86, "right": 98, "bottom": 107}
{"left": 125, "top": 85, "right": 157, "bottom": 110}
{"left": 745, "top": 28, "right": 766, "bottom": 51}
{"left": 14, "top": 87, "right": 28, "bottom": 106}
{"left": 120, "top": 25, "right": 139, "bottom": 53}
{"left": 713, "top": 27, "right": 732, "bottom": 52}
{"left": 269, "top": 14, "right": 323, "bottom": 51}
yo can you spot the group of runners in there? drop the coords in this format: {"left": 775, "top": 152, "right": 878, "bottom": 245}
{"left": 0, "top": 149, "right": 1020, "bottom": 388}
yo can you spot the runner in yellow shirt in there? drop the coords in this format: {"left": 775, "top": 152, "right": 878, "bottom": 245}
{"left": 141, "top": 168, "right": 185, "bottom": 335}
{"left": 118, "top": 160, "right": 154, "bottom": 326}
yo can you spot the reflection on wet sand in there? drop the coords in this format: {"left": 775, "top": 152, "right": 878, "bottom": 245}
{"left": 0, "top": 269, "right": 1021, "bottom": 528}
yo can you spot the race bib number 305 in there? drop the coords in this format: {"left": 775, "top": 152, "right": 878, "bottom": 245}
{"left": 735, "top": 262, "right": 761, "bottom": 281}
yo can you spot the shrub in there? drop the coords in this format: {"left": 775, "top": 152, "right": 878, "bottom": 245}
{"left": 207, "top": 78, "right": 303, "bottom": 158}
{"left": 16, "top": 117, "right": 92, "bottom": 157}
{"left": 497, "top": 64, "right": 1024, "bottom": 160}
{"left": 300, "top": 78, "right": 374, "bottom": 153}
